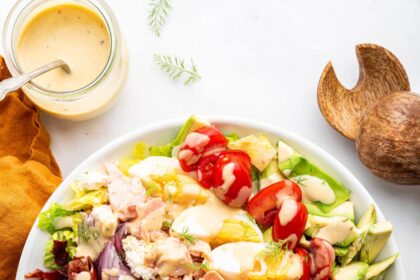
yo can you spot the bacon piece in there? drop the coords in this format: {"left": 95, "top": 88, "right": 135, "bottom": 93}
{"left": 24, "top": 269, "right": 66, "bottom": 280}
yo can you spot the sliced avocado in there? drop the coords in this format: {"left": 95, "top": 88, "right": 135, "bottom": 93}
{"left": 357, "top": 205, "right": 377, "bottom": 231}
{"left": 339, "top": 233, "right": 365, "bottom": 265}
{"left": 360, "top": 221, "right": 393, "bottom": 264}
{"left": 334, "top": 262, "right": 369, "bottom": 280}
{"left": 335, "top": 246, "right": 350, "bottom": 257}
{"left": 277, "top": 140, "right": 350, "bottom": 212}
{"left": 366, "top": 253, "right": 399, "bottom": 280}
{"left": 263, "top": 227, "right": 273, "bottom": 242}
{"left": 305, "top": 215, "right": 361, "bottom": 247}
{"left": 259, "top": 160, "right": 284, "bottom": 189}
{"left": 340, "top": 205, "right": 377, "bottom": 265}
{"left": 305, "top": 201, "right": 355, "bottom": 221}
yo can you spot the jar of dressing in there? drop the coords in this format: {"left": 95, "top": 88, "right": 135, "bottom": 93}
{"left": 3, "top": 0, "right": 128, "bottom": 120}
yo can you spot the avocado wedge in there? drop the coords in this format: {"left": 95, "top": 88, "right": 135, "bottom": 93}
{"left": 306, "top": 201, "right": 355, "bottom": 221}
{"left": 277, "top": 140, "right": 350, "bottom": 212}
{"left": 360, "top": 221, "right": 393, "bottom": 264}
{"left": 305, "top": 215, "right": 361, "bottom": 247}
{"left": 334, "top": 262, "right": 369, "bottom": 280}
{"left": 366, "top": 253, "right": 399, "bottom": 280}
{"left": 340, "top": 205, "right": 377, "bottom": 265}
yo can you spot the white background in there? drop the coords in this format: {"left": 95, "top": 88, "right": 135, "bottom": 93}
{"left": 1, "top": 0, "right": 419, "bottom": 278}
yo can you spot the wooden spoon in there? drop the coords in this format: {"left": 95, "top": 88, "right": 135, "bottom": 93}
{"left": 317, "top": 44, "right": 410, "bottom": 140}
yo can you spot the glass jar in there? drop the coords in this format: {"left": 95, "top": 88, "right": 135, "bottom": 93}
{"left": 2, "top": 0, "right": 128, "bottom": 120}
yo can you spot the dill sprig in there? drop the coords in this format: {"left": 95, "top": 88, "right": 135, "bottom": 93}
{"left": 189, "top": 261, "right": 211, "bottom": 272}
{"left": 148, "top": 0, "right": 172, "bottom": 37}
{"left": 262, "top": 242, "right": 286, "bottom": 262}
{"left": 154, "top": 54, "right": 201, "bottom": 85}
{"left": 294, "top": 175, "right": 307, "bottom": 186}
{"left": 177, "top": 226, "right": 197, "bottom": 245}
{"left": 145, "top": 182, "right": 160, "bottom": 197}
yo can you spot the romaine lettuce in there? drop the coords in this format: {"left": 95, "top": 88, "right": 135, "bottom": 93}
{"left": 149, "top": 115, "right": 208, "bottom": 157}
{"left": 38, "top": 203, "right": 74, "bottom": 234}
{"left": 64, "top": 187, "right": 108, "bottom": 211}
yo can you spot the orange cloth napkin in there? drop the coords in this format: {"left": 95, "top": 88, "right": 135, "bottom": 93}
{"left": 0, "top": 56, "right": 62, "bottom": 279}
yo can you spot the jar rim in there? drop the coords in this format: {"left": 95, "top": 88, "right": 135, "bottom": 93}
{"left": 2, "top": 0, "right": 118, "bottom": 101}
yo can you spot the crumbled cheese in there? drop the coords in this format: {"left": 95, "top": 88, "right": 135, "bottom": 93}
{"left": 122, "top": 236, "right": 157, "bottom": 280}
{"left": 78, "top": 172, "right": 108, "bottom": 191}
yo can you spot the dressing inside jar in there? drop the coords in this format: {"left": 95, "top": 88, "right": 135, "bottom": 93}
{"left": 3, "top": 0, "right": 128, "bottom": 120}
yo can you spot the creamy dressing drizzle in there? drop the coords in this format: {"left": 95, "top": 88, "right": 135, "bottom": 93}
{"left": 279, "top": 199, "right": 298, "bottom": 226}
{"left": 183, "top": 132, "right": 210, "bottom": 149}
{"left": 213, "top": 162, "right": 236, "bottom": 200}
{"left": 228, "top": 186, "right": 251, "bottom": 208}
{"left": 275, "top": 183, "right": 296, "bottom": 208}
{"left": 171, "top": 195, "right": 243, "bottom": 242}
{"left": 292, "top": 175, "right": 336, "bottom": 205}
{"left": 315, "top": 220, "right": 353, "bottom": 244}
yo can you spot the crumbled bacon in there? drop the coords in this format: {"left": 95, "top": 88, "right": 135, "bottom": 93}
{"left": 52, "top": 240, "right": 69, "bottom": 267}
{"left": 24, "top": 268, "right": 67, "bottom": 280}
{"left": 67, "top": 257, "right": 97, "bottom": 280}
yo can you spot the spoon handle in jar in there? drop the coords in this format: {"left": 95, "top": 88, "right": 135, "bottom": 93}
{"left": 0, "top": 60, "right": 70, "bottom": 101}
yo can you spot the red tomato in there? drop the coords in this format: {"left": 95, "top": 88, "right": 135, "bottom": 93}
{"left": 295, "top": 247, "right": 311, "bottom": 280}
{"left": 272, "top": 199, "right": 307, "bottom": 249}
{"left": 197, "top": 154, "right": 220, "bottom": 189}
{"left": 309, "top": 238, "right": 335, "bottom": 280}
{"left": 178, "top": 126, "right": 227, "bottom": 172}
{"left": 212, "top": 150, "right": 252, "bottom": 207}
{"left": 247, "top": 180, "right": 302, "bottom": 229}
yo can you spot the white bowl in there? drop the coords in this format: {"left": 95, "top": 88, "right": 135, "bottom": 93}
{"left": 16, "top": 116, "right": 405, "bottom": 279}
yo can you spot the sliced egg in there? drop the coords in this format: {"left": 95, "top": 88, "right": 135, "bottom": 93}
{"left": 211, "top": 242, "right": 265, "bottom": 280}
{"left": 171, "top": 194, "right": 262, "bottom": 244}
{"left": 128, "top": 156, "right": 182, "bottom": 181}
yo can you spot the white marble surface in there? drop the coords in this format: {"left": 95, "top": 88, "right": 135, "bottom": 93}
{"left": 1, "top": 0, "right": 419, "bottom": 278}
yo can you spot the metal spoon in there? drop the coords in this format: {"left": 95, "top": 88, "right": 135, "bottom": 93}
{"left": 0, "top": 60, "right": 70, "bottom": 101}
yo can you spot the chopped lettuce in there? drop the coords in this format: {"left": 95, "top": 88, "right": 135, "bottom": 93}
{"left": 228, "top": 134, "right": 277, "bottom": 171}
{"left": 38, "top": 203, "right": 74, "bottom": 234}
{"left": 44, "top": 230, "right": 78, "bottom": 269}
{"left": 149, "top": 115, "right": 208, "bottom": 157}
{"left": 118, "top": 141, "right": 149, "bottom": 175}
{"left": 64, "top": 187, "right": 108, "bottom": 211}
{"left": 225, "top": 132, "right": 240, "bottom": 142}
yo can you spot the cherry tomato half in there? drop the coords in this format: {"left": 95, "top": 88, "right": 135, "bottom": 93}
{"left": 309, "top": 237, "right": 335, "bottom": 280}
{"left": 212, "top": 150, "right": 252, "bottom": 208}
{"left": 272, "top": 199, "right": 307, "bottom": 249}
{"left": 197, "top": 154, "right": 220, "bottom": 189}
{"left": 295, "top": 247, "right": 311, "bottom": 280}
{"left": 178, "top": 126, "right": 227, "bottom": 172}
{"left": 247, "top": 180, "right": 302, "bottom": 229}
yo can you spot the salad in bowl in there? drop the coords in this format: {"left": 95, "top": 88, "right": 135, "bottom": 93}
{"left": 23, "top": 116, "right": 399, "bottom": 280}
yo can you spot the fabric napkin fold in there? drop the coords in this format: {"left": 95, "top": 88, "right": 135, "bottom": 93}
{"left": 0, "top": 56, "right": 62, "bottom": 279}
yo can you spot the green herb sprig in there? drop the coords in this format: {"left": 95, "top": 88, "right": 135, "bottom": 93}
{"left": 154, "top": 54, "right": 201, "bottom": 85}
{"left": 262, "top": 241, "right": 287, "bottom": 262}
{"left": 149, "top": 0, "right": 172, "bottom": 37}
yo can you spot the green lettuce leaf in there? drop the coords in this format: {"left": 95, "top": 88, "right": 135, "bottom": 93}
{"left": 225, "top": 132, "right": 240, "bottom": 142}
{"left": 38, "top": 203, "right": 74, "bottom": 234}
{"left": 64, "top": 187, "right": 108, "bottom": 211}
{"left": 118, "top": 141, "right": 149, "bottom": 175}
{"left": 44, "top": 230, "right": 78, "bottom": 269}
{"left": 149, "top": 115, "right": 208, "bottom": 157}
